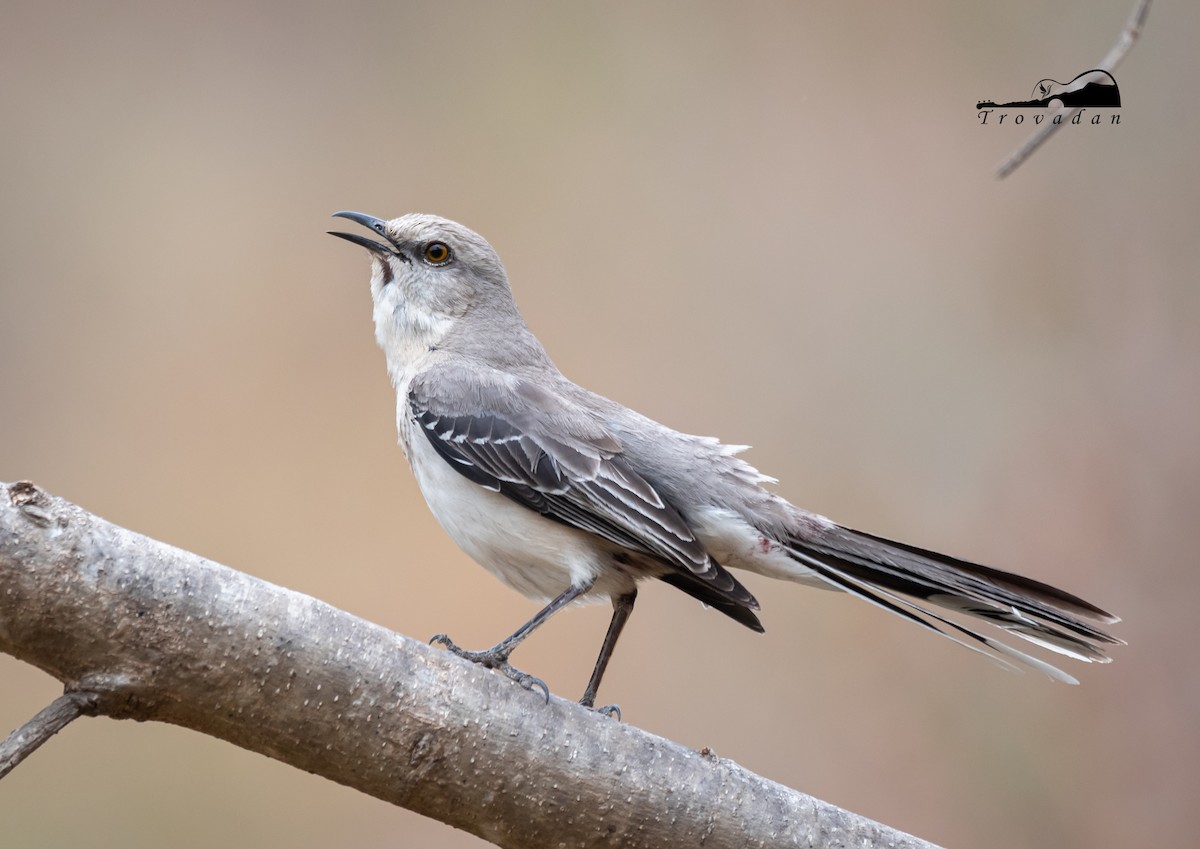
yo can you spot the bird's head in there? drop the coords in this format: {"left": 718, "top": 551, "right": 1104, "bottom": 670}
{"left": 330, "top": 211, "right": 515, "bottom": 366}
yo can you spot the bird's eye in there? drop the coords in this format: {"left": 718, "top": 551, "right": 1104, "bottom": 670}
{"left": 422, "top": 241, "right": 452, "bottom": 266}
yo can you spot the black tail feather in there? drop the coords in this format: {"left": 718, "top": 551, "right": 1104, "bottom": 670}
{"left": 836, "top": 527, "right": 1119, "bottom": 624}
{"left": 785, "top": 523, "right": 1122, "bottom": 681}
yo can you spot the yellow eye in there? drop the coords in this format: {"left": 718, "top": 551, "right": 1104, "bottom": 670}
{"left": 422, "top": 241, "right": 452, "bottom": 265}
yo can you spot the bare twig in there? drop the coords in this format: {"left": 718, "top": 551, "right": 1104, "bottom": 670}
{"left": 995, "top": 0, "right": 1151, "bottom": 179}
{"left": 0, "top": 691, "right": 96, "bottom": 779}
{"left": 0, "top": 481, "right": 943, "bottom": 849}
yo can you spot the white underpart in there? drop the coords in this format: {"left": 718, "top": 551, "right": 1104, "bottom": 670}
{"left": 375, "top": 295, "right": 451, "bottom": 418}
{"left": 400, "top": 406, "right": 632, "bottom": 603}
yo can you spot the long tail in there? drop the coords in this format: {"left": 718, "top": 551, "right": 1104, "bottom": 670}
{"left": 785, "top": 524, "right": 1123, "bottom": 683}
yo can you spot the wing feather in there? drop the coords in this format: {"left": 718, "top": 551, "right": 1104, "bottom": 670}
{"left": 408, "top": 369, "right": 760, "bottom": 618}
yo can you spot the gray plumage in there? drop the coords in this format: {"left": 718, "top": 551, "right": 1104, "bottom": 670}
{"left": 330, "top": 211, "right": 1121, "bottom": 706}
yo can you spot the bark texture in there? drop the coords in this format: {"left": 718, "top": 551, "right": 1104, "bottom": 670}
{"left": 0, "top": 481, "right": 941, "bottom": 849}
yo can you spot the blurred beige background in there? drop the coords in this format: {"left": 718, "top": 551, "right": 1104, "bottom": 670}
{"left": 2, "top": 1, "right": 1196, "bottom": 847}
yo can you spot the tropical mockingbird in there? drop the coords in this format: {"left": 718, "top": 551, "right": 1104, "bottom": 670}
{"left": 330, "top": 211, "right": 1121, "bottom": 711}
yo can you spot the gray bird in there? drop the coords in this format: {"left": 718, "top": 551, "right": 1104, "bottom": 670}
{"left": 330, "top": 211, "right": 1121, "bottom": 712}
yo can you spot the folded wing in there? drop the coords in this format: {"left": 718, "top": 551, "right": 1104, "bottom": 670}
{"left": 409, "top": 367, "right": 763, "bottom": 630}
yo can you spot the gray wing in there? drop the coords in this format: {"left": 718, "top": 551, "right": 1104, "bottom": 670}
{"left": 408, "top": 367, "right": 761, "bottom": 629}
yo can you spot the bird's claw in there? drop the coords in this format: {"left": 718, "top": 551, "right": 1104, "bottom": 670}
{"left": 429, "top": 633, "right": 506, "bottom": 666}
{"left": 579, "top": 692, "right": 622, "bottom": 720}
{"left": 592, "top": 703, "right": 622, "bottom": 721}
{"left": 428, "top": 633, "right": 548, "bottom": 702}
{"left": 508, "top": 669, "right": 550, "bottom": 704}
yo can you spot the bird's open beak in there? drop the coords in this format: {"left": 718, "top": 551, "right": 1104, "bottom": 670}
{"left": 328, "top": 211, "right": 398, "bottom": 257}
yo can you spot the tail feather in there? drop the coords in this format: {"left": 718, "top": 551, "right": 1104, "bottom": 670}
{"left": 833, "top": 527, "right": 1120, "bottom": 623}
{"left": 796, "top": 551, "right": 1082, "bottom": 683}
{"left": 926, "top": 594, "right": 1111, "bottom": 663}
{"left": 785, "top": 524, "right": 1122, "bottom": 682}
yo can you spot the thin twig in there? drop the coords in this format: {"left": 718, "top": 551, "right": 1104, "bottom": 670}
{"left": 0, "top": 691, "right": 94, "bottom": 780}
{"left": 995, "top": 0, "right": 1151, "bottom": 179}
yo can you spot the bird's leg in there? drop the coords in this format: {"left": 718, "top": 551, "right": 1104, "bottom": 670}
{"left": 579, "top": 589, "right": 637, "bottom": 718}
{"left": 431, "top": 579, "right": 595, "bottom": 703}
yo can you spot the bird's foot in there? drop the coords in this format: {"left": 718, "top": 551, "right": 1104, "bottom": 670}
{"left": 591, "top": 703, "right": 622, "bottom": 721}
{"left": 578, "top": 690, "right": 622, "bottom": 720}
{"left": 429, "top": 633, "right": 550, "bottom": 703}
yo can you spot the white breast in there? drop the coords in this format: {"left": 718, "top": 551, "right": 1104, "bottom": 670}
{"left": 397, "top": 398, "right": 632, "bottom": 604}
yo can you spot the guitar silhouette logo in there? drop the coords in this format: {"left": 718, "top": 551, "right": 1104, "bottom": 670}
{"left": 977, "top": 70, "right": 1120, "bottom": 110}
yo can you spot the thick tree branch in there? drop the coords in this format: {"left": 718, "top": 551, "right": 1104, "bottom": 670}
{"left": 0, "top": 481, "right": 940, "bottom": 849}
